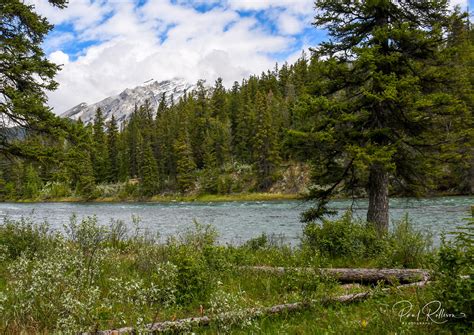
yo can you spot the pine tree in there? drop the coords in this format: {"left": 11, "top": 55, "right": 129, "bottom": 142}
{"left": 229, "top": 81, "right": 241, "bottom": 154}
{"left": 174, "top": 128, "right": 196, "bottom": 193}
{"left": 233, "top": 84, "right": 255, "bottom": 163}
{"left": 139, "top": 141, "right": 159, "bottom": 196}
{"left": 302, "top": 1, "right": 472, "bottom": 234}
{"left": 210, "top": 78, "right": 231, "bottom": 166}
{"left": 189, "top": 80, "right": 209, "bottom": 168}
{"left": 92, "top": 108, "right": 109, "bottom": 183}
{"left": 67, "top": 123, "right": 96, "bottom": 199}
{"left": 201, "top": 130, "right": 218, "bottom": 193}
{"left": 22, "top": 164, "right": 42, "bottom": 199}
{"left": 210, "top": 78, "right": 227, "bottom": 120}
{"left": 107, "top": 115, "right": 119, "bottom": 182}
{"left": 253, "top": 91, "right": 280, "bottom": 190}
{"left": 1, "top": 0, "right": 67, "bottom": 157}
{"left": 126, "top": 106, "right": 141, "bottom": 178}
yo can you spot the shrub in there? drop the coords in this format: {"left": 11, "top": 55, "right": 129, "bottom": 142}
{"left": 209, "top": 287, "right": 253, "bottom": 333}
{"left": 378, "top": 215, "right": 432, "bottom": 268}
{"left": 0, "top": 217, "right": 53, "bottom": 260}
{"left": 302, "top": 211, "right": 382, "bottom": 260}
{"left": 433, "top": 218, "right": 473, "bottom": 331}
{"left": 107, "top": 219, "right": 128, "bottom": 249}
{"left": 2, "top": 242, "right": 102, "bottom": 333}
{"left": 244, "top": 233, "right": 269, "bottom": 250}
{"left": 167, "top": 222, "right": 221, "bottom": 305}
{"left": 303, "top": 211, "right": 433, "bottom": 268}
{"left": 39, "top": 181, "right": 71, "bottom": 199}
{"left": 244, "top": 233, "right": 287, "bottom": 251}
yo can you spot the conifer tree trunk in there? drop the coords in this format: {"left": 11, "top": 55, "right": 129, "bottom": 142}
{"left": 367, "top": 164, "right": 389, "bottom": 235}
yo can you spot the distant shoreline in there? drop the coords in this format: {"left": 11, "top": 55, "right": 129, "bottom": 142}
{"left": 5, "top": 192, "right": 471, "bottom": 204}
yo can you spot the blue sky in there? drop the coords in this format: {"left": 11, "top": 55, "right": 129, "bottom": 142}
{"left": 28, "top": 0, "right": 472, "bottom": 113}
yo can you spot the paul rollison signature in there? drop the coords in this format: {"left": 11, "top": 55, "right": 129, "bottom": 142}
{"left": 392, "top": 300, "right": 466, "bottom": 324}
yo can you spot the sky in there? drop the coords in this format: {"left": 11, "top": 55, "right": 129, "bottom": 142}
{"left": 28, "top": 0, "right": 471, "bottom": 114}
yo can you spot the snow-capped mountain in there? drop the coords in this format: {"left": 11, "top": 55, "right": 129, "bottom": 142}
{"left": 61, "top": 78, "right": 194, "bottom": 125}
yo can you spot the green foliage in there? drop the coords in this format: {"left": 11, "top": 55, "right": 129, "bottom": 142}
{"left": 379, "top": 215, "right": 433, "bottom": 268}
{"left": 299, "top": 1, "right": 473, "bottom": 232}
{"left": 106, "top": 115, "right": 120, "bottom": 182}
{"left": 174, "top": 129, "right": 197, "bottom": 193}
{"left": 166, "top": 222, "right": 221, "bottom": 305}
{"left": 39, "top": 181, "right": 71, "bottom": 199}
{"left": 0, "top": 217, "right": 52, "bottom": 260}
{"left": 0, "top": 215, "right": 469, "bottom": 333}
{"left": 92, "top": 108, "right": 109, "bottom": 183}
{"left": 434, "top": 218, "right": 473, "bottom": 331}
{"left": 4, "top": 243, "right": 102, "bottom": 333}
{"left": 303, "top": 211, "right": 382, "bottom": 260}
{"left": 22, "top": 164, "right": 42, "bottom": 199}
{"left": 253, "top": 91, "right": 280, "bottom": 190}
{"left": 0, "top": 0, "right": 67, "bottom": 157}
{"left": 303, "top": 211, "right": 432, "bottom": 268}
{"left": 139, "top": 142, "right": 159, "bottom": 196}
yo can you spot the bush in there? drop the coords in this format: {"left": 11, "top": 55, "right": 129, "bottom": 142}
{"left": 0, "top": 217, "right": 53, "bottom": 260}
{"left": 378, "top": 215, "right": 432, "bottom": 268}
{"left": 433, "top": 218, "right": 473, "bottom": 331}
{"left": 303, "top": 211, "right": 433, "bottom": 268}
{"left": 2, "top": 242, "right": 102, "bottom": 333}
{"left": 302, "top": 211, "right": 382, "bottom": 260}
{"left": 243, "top": 233, "right": 286, "bottom": 251}
{"left": 39, "top": 181, "right": 71, "bottom": 199}
{"left": 167, "top": 222, "right": 222, "bottom": 305}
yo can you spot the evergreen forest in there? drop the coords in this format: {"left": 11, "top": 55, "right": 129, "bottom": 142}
{"left": 1, "top": 18, "right": 472, "bottom": 203}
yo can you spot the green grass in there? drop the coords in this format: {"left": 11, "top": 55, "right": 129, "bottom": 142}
{"left": 202, "top": 288, "right": 441, "bottom": 335}
{"left": 0, "top": 215, "right": 470, "bottom": 334}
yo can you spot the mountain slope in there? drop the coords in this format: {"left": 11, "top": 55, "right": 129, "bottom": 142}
{"left": 61, "top": 78, "right": 194, "bottom": 125}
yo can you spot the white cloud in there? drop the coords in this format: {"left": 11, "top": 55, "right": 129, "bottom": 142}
{"left": 49, "top": 50, "right": 70, "bottom": 65}
{"left": 43, "top": 31, "right": 75, "bottom": 53}
{"left": 277, "top": 12, "right": 305, "bottom": 35}
{"left": 43, "top": 0, "right": 299, "bottom": 113}
{"left": 29, "top": 0, "right": 114, "bottom": 32}
{"left": 228, "top": 0, "right": 314, "bottom": 15}
{"left": 40, "top": 0, "right": 467, "bottom": 113}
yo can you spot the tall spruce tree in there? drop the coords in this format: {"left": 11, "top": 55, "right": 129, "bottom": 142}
{"left": 67, "top": 123, "right": 96, "bottom": 199}
{"left": 1, "top": 0, "right": 67, "bottom": 157}
{"left": 174, "top": 128, "right": 196, "bottom": 193}
{"left": 92, "top": 108, "right": 109, "bottom": 183}
{"left": 253, "top": 91, "right": 280, "bottom": 190}
{"left": 107, "top": 115, "right": 119, "bottom": 182}
{"left": 302, "top": 1, "right": 472, "bottom": 234}
{"left": 139, "top": 141, "right": 159, "bottom": 196}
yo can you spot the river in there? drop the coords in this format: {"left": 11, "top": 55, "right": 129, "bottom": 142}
{"left": 0, "top": 196, "right": 472, "bottom": 246}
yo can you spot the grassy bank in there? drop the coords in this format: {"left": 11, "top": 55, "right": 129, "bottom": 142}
{"left": 0, "top": 214, "right": 471, "bottom": 333}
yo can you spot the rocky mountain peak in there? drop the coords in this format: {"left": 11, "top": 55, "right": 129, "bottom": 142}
{"left": 60, "top": 78, "right": 194, "bottom": 125}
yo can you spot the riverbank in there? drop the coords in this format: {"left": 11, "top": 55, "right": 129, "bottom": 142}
{"left": 9, "top": 191, "right": 472, "bottom": 204}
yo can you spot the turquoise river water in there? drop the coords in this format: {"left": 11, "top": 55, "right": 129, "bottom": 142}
{"left": 0, "top": 196, "right": 472, "bottom": 246}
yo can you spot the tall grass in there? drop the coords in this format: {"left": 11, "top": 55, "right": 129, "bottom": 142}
{"left": 0, "top": 213, "right": 468, "bottom": 333}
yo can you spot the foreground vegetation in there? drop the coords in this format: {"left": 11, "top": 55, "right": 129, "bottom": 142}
{"left": 0, "top": 213, "right": 471, "bottom": 334}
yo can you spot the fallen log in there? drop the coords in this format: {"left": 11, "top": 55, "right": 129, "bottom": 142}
{"left": 239, "top": 266, "right": 430, "bottom": 284}
{"left": 84, "top": 280, "right": 429, "bottom": 334}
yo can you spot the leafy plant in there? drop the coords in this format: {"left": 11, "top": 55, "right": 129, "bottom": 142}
{"left": 379, "top": 215, "right": 433, "bottom": 268}
{"left": 434, "top": 218, "right": 473, "bottom": 331}
{"left": 303, "top": 211, "right": 383, "bottom": 260}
